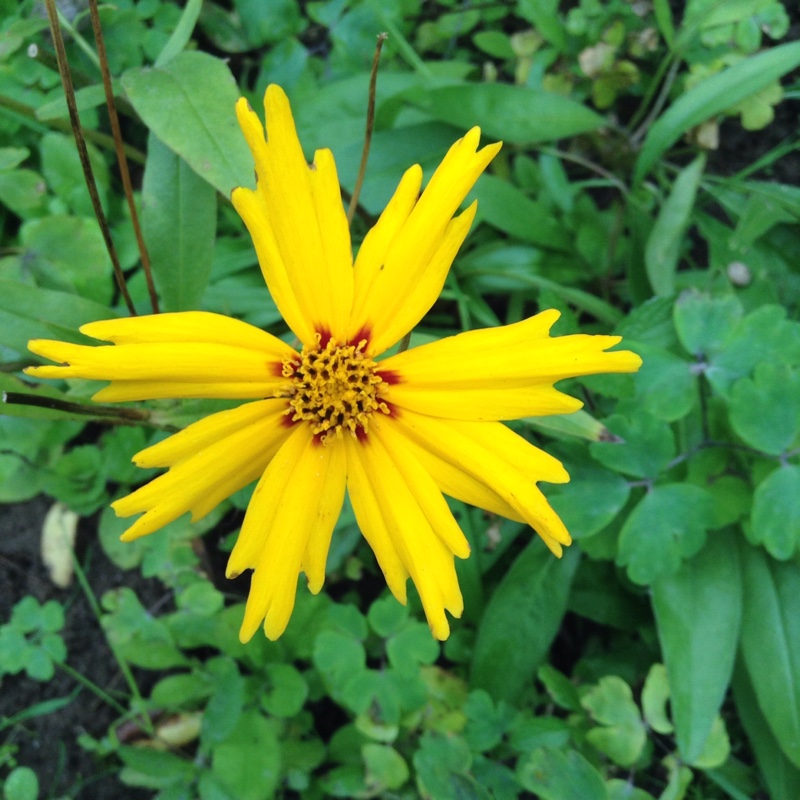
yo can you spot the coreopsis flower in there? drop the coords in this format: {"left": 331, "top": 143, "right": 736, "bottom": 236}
{"left": 27, "top": 85, "right": 641, "bottom": 642}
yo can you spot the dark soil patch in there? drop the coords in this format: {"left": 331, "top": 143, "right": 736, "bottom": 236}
{"left": 0, "top": 497, "right": 163, "bottom": 799}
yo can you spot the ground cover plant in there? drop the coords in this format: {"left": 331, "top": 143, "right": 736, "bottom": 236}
{"left": 1, "top": 0, "right": 799, "bottom": 798}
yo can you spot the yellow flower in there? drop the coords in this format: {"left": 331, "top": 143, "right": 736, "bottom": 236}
{"left": 27, "top": 85, "right": 642, "bottom": 642}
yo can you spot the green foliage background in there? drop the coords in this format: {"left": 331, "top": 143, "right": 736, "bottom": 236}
{"left": 2, "top": 0, "right": 800, "bottom": 798}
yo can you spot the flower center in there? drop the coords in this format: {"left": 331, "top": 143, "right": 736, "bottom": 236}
{"left": 278, "top": 337, "right": 390, "bottom": 442}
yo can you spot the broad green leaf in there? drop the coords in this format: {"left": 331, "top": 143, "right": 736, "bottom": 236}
{"left": 642, "top": 664, "right": 674, "bottom": 735}
{"left": 0, "top": 280, "right": 116, "bottom": 356}
{"left": 630, "top": 343, "right": 696, "bottom": 422}
{"left": 548, "top": 461, "right": 630, "bottom": 539}
{"left": 20, "top": 215, "right": 113, "bottom": 305}
{"left": 362, "top": 744, "right": 409, "bottom": 792}
{"left": 729, "top": 364, "right": 800, "bottom": 455}
{"left": 751, "top": 466, "right": 800, "bottom": 559}
{"left": 652, "top": 533, "right": 742, "bottom": 761}
{"left": 210, "top": 711, "right": 281, "bottom": 800}
{"left": 420, "top": 83, "right": 606, "bottom": 146}
{"left": 470, "top": 174, "right": 571, "bottom": 250}
{"left": 590, "top": 412, "right": 675, "bottom": 479}
{"left": 121, "top": 51, "right": 252, "bottom": 195}
{"left": 516, "top": 0, "right": 566, "bottom": 48}
{"left": 3, "top": 761, "right": 39, "bottom": 800}
{"left": 708, "top": 304, "right": 800, "bottom": 396}
{"left": 261, "top": 663, "right": 308, "bottom": 718}
{"left": 201, "top": 658, "right": 245, "bottom": 748}
{"left": 471, "top": 544, "right": 579, "bottom": 703}
{"left": 690, "top": 716, "right": 731, "bottom": 769}
{"left": 142, "top": 133, "right": 217, "bottom": 311}
{"left": 733, "top": 662, "right": 800, "bottom": 800}
{"left": 118, "top": 747, "right": 195, "bottom": 789}
{"left": 634, "top": 42, "right": 800, "bottom": 182}
{"left": 618, "top": 484, "right": 716, "bottom": 585}
{"left": 673, "top": 291, "right": 742, "bottom": 357}
{"left": 645, "top": 156, "right": 705, "bottom": 296}
{"left": 739, "top": 544, "right": 800, "bottom": 767}
{"left": 582, "top": 676, "right": 647, "bottom": 766}
{"left": 517, "top": 747, "right": 608, "bottom": 800}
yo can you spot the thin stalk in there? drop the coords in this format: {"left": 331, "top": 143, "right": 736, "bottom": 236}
{"left": 0, "top": 93, "right": 146, "bottom": 164}
{"left": 71, "top": 553, "right": 154, "bottom": 736}
{"left": 56, "top": 6, "right": 101, "bottom": 70}
{"left": 57, "top": 661, "right": 128, "bottom": 716}
{"left": 43, "top": 0, "right": 137, "bottom": 315}
{"left": 89, "top": 0, "right": 159, "bottom": 314}
{"left": 347, "top": 33, "right": 388, "bottom": 226}
{"left": 629, "top": 59, "right": 681, "bottom": 146}
{"left": 4, "top": 391, "right": 147, "bottom": 422}
{"left": 537, "top": 145, "right": 629, "bottom": 196}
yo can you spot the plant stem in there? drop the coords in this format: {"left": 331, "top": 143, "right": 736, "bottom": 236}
{"left": 347, "top": 33, "right": 388, "bottom": 226}
{"left": 43, "top": 0, "right": 137, "bottom": 316}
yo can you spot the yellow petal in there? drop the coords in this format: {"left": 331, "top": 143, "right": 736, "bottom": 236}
{"left": 80, "top": 312, "right": 294, "bottom": 357}
{"left": 26, "top": 340, "right": 287, "bottom": 385}
{"left": 344, "top": 435, "right": 409, "bottom": 605}
{"left": 366, "top": 203, "right": 478, "bottom": 356}
{"left": 90, "top": 380, "right": 284, "bottom": 403}
{"left": 236, "top": 426, "right": 347, "bottom": 641}
{"left": 350, "top": 128, "right": 501, "bottom": 352}
{"left": 234, "top": 86, "right": 354, "bottom": 343}
{"left": 350, "top": 164, "right": 423, "bottom": 331}
{"left": 231, "top": 184, "right": 315, "bottom": 345}
{"left": 352, "top": 430, "right": 464, "bottom": 640}
{"left": 113, "top": 403, "right": 290, "bottom": 540}
{"left": 394, "top": 409, "right": 572, "bottom": 555}
{"left": 378, "top": 421, "right": 470, "bottom": 559}
{"left": 380, "top": 310, "right": 642, "bottom": 419}
{"left": 133, "top": 399, "right": 286, "bottom": 467}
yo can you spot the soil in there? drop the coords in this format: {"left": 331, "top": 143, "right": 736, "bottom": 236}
{"left": 0, "top": 497, "right": 159, "bottom": 799}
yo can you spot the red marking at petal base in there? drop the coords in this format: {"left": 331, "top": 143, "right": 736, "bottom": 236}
{"left": 348, "top": 325, "right": 372, "bottom": 348}
{"left": 377, "top": 369, "right": 401, "bottom": 385}
{"left": 269, "top": 360, "right": 287, "bottom": 377}
{"left": 317, "top": 327, "right": 332, "bottom": 348}
{"left": 280, "top": 412, "right": 297, "bottom": 428}
{"left": 384, "top": 402, "right": 399, "bottom": 418}
{"left": 355, "top": 427, "right": 369, "bottom": 443}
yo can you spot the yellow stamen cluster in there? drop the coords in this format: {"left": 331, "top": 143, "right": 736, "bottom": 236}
{"left": 278, "top": 337, "right": 390, "bottom": 442}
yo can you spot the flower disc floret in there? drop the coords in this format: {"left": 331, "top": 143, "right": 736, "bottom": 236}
{"left": 279, "top": 336, "right": 390, "bottom": 442}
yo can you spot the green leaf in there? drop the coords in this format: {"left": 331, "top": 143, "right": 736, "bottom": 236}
{"left": 645, "top": 156, "right": 706, "bottom": 296}
{"left": 201, "top": 658, "right": 245, "bottom": 747}
{"left": 618, "top": 484, "right": 716, "bottom": 585}
{"left": 261, "top": 663, "right": 308, "bottom": 718}
{"left": 729, "top": 364, "right": 800, "bottom": 455}
{"left": 362, "top": 744, "right": 409, "bottom": 792}
{"left": 739, "top": 544, "right": 800, "bottom": 768}
{"left": 733, "top": 662, "right": 800, "bottom": 800}
{"left": 652, "top": 533, "right": 742, "bottom": 761}
{"left": 101, "top": 588, "right": 190, "bottom": 670}
{"left": 3, "top": 766, "right": 39, "bottom": 800}
{"left": 630, "top": 343, "right": 696, "bottom": 422}
{"left": 154, "top": 0, "right": 202, "bottom": 66}
{"left": 368, "top": 595, "right": 409, "bottom": 638}
{"left": 210, "top": 711, "right": 280, "bottom": 800}
{"left": 642, "top": 664, "right": 674, "bottom": 735}
{"left": 420, "top": 83, "right": 606, "bottom": 146}
{"left": 121, "top": 51, "right": 252, "bottom": 195}
{"left": 516, "top": 747, "right": 609, "bottom": 800}
{"left": 582, "top": 676, "right": 647, "bottom": 767}
{"left": 548, "top": 460, "right": 631, "bottom": 539}
{"left": 0, "top": 279, "right": 116, "bottom": 356}
{"left": 119, "top": 747, "right": 196, "bottom": 789}
{"left": 634, "top": 42, "right": 800, "bottom": 182}
{"left": 471, "top": 175, "right": 571, "bottom": 250}
{"left": 471, "top": 544, "right": 579, "bottom": 703}
{"left": 142, "top": 133, "right": 217, "bottom": 311}
{"left": 751, "top": 466, "right": 800, "bottom": 559}
{"left": 590, "top": 412, "right": 675, "bottom": 479}
{"left": 386, "top": 623, "right": 440, "bottom": 672}
{"left": 673, "top": 291, "right": 742, "bottom": 357}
